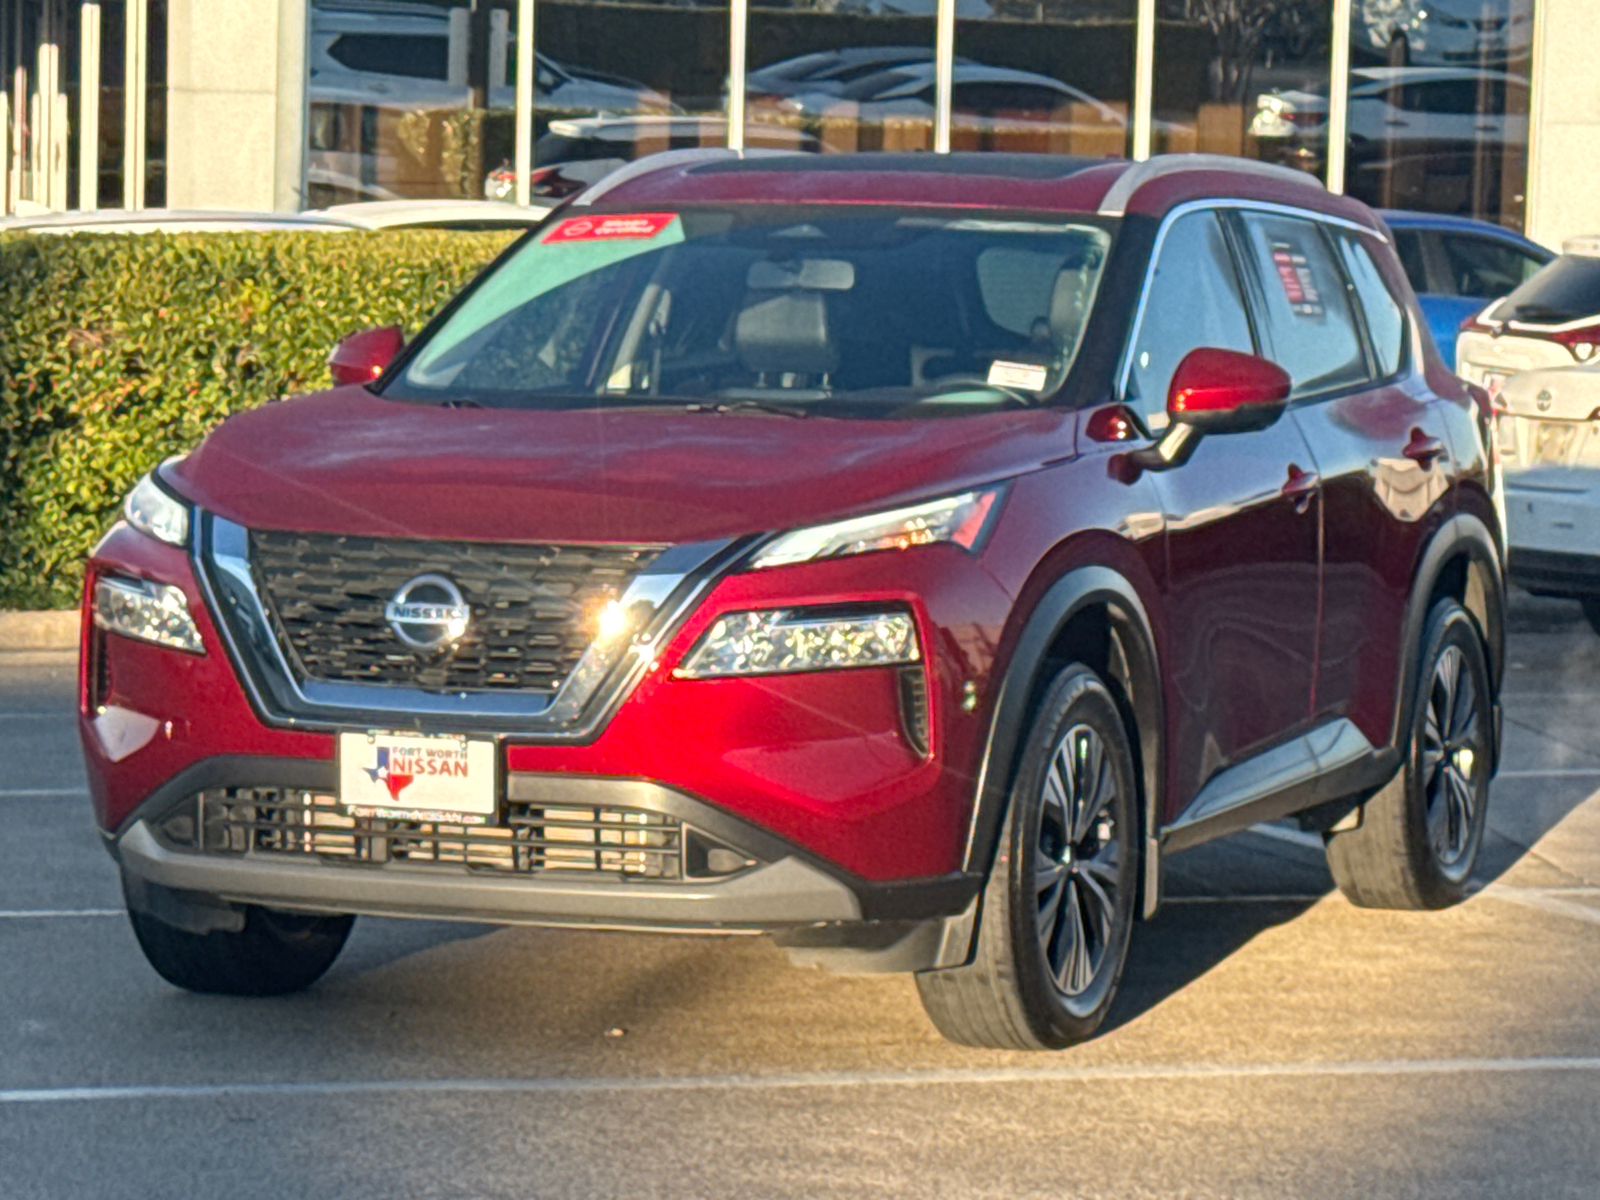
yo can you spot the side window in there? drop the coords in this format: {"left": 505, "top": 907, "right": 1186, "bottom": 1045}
{"left": 1391, "top": 229, "right": 1431, "bottom": 296}
{"left": 1439, "top": 234, "right": 1548, "bottom": 300}
{"left": 1125, "top": 211, "right": 1254, "bottom": 426}
{"left": 1237, "top": 212, "right": 1368, "bottom": 397}
{"left": 1337, "top": 235, "right": 1407, "bottom": 379}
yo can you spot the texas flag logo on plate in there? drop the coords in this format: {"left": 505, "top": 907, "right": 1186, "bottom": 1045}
{"left": 542, "top": 212, "right": 676, "bottom": 244}
{"left": 338, "top": 732, "right": 497, "bottom": 823}
{"left": 363, "top": 747, "right": 415, "bottom": 801}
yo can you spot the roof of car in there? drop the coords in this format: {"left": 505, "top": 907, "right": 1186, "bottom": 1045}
{"left": 1379, "top": 209, "right": 1553, "bottom": 253}
{"left": 0, "top": 207, "right": 361, "bottom": 234}
{"left": 575, "top": 151, "right": 1381, "bottom": 228}
{"left": 319, "top": 199, "right": 555, "bottom": 229}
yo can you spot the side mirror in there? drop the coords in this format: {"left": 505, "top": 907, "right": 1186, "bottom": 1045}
{"left": 1129, "top": 348, "right": 1291, "bottom": 472}
{"left": 328, "top": 325, "right": 404, "bottom": 387}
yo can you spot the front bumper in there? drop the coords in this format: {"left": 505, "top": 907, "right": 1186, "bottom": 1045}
{"left": 106, "top": 754, "right": 981, "bottom": 970}
{"left": 116, "top": 822, "right": 862, "bottom": 930}
{"left": 84, "top": 519, "right": 1010, "bottom": 884}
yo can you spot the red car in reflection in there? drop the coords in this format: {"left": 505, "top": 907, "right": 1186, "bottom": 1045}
{"left": 83, "top": 151, "right": 1505, "bottom": 1048}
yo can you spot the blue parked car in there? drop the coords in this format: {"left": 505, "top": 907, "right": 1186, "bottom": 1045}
{"left": 1381, "top": 210, "right": 1553, "bottom": 367}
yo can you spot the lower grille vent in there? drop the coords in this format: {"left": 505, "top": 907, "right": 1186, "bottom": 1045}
{"left": 161, "top": 787, "right": 715, "bottom": 880}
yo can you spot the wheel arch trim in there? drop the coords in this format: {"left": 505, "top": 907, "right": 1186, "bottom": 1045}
{"left": 1394, "top": 511, "right": 1506, "bottom": 762}
{"left": 961, "top": 564, "right": 1164, "bottom": 911}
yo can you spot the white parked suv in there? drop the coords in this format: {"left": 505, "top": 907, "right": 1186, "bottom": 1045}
{"left": 1490, "top": 361, "right": 1600, "bottom": 629}
{"left": 1458, "top": 236, "right": 1600, "bottom": 626}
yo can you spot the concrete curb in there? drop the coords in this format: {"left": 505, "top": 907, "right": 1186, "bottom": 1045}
{"left": 0, "top": 611, "right": 78, "bottom": 652}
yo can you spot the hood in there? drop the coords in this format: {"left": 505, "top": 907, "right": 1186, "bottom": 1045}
{"left": 170, "top": 387, "right": 1077, "bottom": 545}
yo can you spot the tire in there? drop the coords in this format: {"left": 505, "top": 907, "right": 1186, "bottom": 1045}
{"left": 1325, "top": 598, "right": 1493, "bottom": 910}
{"left": 916, "top": 664, "right": 1140, "bottom": 1050}
{"left": 127, "top": 899, "right": 355, "bottom": 996}
{"left": 1581, "top": 597, "right": 1600, "bottom": 639}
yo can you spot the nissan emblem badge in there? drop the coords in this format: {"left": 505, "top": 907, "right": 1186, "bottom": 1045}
{"left": 385, "top": 574, "right": 471, "bottom": 652}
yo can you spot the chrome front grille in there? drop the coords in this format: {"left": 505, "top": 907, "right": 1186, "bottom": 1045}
{"left": 248, "top": 531, "right": 663, "bottom": 695}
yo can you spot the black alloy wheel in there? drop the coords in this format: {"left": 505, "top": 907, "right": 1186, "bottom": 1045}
{"left": 1326, "top": 598, "right": 1493, "bottom": 910}
{"left": 1034, "top": 721, "right": 1126, "bottom": 1009}
{"left": 916, "top": 663, "right": 1140, "bottom": 1049}
{"left": 1420, "top": 641, "right": 1484, "bottom": 882}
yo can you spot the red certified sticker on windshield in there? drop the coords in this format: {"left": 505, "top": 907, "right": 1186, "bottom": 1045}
{"left": 542, "top": 212, "right": 676, "bottom": 243}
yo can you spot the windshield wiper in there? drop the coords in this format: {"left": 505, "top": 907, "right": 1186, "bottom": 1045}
{"left": 684, "top": 399, "right": 811, "bottom": 419}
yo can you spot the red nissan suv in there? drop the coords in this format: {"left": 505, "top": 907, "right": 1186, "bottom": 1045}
{"left": 82, "top": 152, "right": 1505, "bottom": 1049}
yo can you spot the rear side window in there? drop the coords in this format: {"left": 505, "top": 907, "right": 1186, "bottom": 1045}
{"left": 1337, "top": 235, "right": 1406, "bottom": 378}
{"left": 1391, "top": 229, "right": 1430, "bottom": 296}
{"left": 1124, "top": 211, "right": 1255, "bottom": 426}
{"left": 1489, "top": 254, "right": 1600, "bottom": 325}
{"left": 1439, "top": 235, "right": 1547, "bottom": 300}
{"left": 1237, "top": 212, "right": 1368, "bottom": 397}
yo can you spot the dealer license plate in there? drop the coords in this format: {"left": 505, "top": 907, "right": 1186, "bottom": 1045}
{"left": 337, "top": 731, "right": 498, "bottom": 824}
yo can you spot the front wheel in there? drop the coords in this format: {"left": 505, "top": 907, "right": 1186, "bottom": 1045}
{"left": 916, "top": 664, "right": 1139, "bottom": 1050}
{"left": 127, "top": 894, "right": 355, "bottom": 996}
{"left": 1325, "top": 598, "right": 1493, "bottom": 909}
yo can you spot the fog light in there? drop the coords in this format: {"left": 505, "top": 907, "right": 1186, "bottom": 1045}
{"left": 675, "top": 608, "right": 918, "bottom": 679}
{"left": 93, "top": 575, "right": 205, "bottom": 654}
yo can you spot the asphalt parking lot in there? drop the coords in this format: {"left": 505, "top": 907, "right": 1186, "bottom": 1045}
{"left": 5, "top": 597, "right": 1600, "bottom": 1199}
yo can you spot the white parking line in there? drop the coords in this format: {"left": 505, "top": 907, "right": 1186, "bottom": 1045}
{"left": 6, "top": 1055, "right": 1600, "bottom": 1106}
{"left": 0, "top": 712, "right": 73, "bottom": 720}
{"left": 0, "top": 909, "right": 122, "bottom": 919}
{"left": 1479, "top": 885, "right": 1600, "bottom": 927}
{"left": 0, "top": 788, "right": 87, "bottom": 798}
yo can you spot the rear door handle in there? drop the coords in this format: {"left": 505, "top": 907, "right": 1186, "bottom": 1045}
{"left": 1282, "top": 463, "right": 1319, "bottom": 514}
{"left": 1404, "top": 429, "right": 1446, "bottom": 469}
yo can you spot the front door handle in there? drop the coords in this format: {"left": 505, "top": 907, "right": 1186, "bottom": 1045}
{"left": 1403, "top": 429, "right": 1446, "bottom": 469}
{"left": 1282, "top": 463, "right": 1318, "bottom": 514}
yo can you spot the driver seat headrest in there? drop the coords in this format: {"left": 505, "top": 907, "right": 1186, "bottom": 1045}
{"left": 735, "top": 290, "right": 838, "bottom": 378}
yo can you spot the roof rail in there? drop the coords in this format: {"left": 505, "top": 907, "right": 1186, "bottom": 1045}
{"left": 1097, "top": 154, "right": 1325, "bottom": 217}
{"left": 570, "top": 147, "right": 792, "bottom": 208}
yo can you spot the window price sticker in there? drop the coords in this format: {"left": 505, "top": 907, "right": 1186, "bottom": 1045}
{"left": 542, "top": 213, "right": 678, "bottom": 244}
{"left": 1270, "top": 241, "right": 1324, "bottom": 318}
{"left": 988, "top": 360, "right": 1050, "bottom": 391}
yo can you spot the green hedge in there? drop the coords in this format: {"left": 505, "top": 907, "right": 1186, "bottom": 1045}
{"left": 0, "top": 229, "right": 517, "bottom": 609}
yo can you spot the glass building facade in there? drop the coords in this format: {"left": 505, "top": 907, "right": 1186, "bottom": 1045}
{"left": 0, "top": 0, "right": 1548, "bottom": 232}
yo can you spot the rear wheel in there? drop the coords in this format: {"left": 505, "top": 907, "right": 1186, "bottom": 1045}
{"left": 127, "top": 900, "right": 354, "bottom": 996}
{"left": 1325, "top": 598, "right": 1492, "bottom": 909}
{"left": 916, "top": 664, "right": 1139, "bottom": 1049}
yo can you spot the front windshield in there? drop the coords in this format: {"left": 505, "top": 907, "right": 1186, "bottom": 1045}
{"left": 387, "top": 207, "right": 1114, "bottom": 418}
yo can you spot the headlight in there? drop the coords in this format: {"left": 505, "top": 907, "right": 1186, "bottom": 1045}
{"left": 676, "top": 608, "right": 919, "bottom": 679}
{"left": 750, "top": 489, "right": 1002, "bottom": 570}
{"left": 93, "top": 575, "right": 205, "bottom": 654}
{"left": 123, "top": 470, "right": 190, "bottom": 547}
